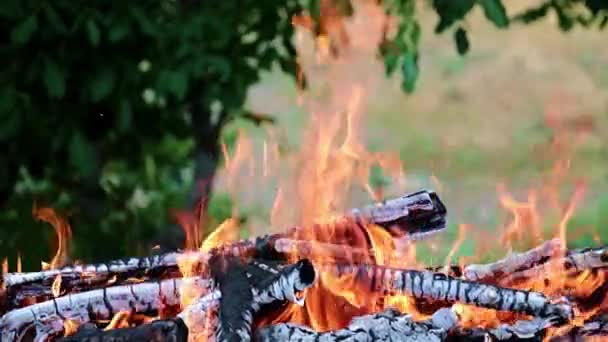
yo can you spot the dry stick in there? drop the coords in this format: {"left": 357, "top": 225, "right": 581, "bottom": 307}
{"left": 0, "top": 277, "right": 213, "bottom": 342}
{"left": 2, "top": 189, "right": 446, "bottom": 307}
{"left": 317, "top": 263, "right": 573, "bottom": 321}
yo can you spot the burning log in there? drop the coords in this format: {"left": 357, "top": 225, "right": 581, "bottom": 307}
{"left": 318, "top": 263, "right": 573, "bottom": 320}
{"left": 502, "top": 246, "right": 608, "bottom": 286}
{"left": 2, "top": 190, "right": 446, "bottom": 311}
{"left": 209, "top": 257, "right": 316, "bottom": 342}
{"left": 0, "top": 278, "right": 213, "bottom": 342}
{"left": 463, "top": 239, "right": 564, "bottom": 282}
{"left": 56, "top": 319, "right": 188, "bottom": 342}
{"left": 463, "top": 241, "right": 608, "bottom": 285}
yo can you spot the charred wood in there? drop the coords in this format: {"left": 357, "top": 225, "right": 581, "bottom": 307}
{"left": 502, "top": 246, "right": 608, "bottom": 286}
{"left": 0, "top": 278, "right": 213, "bottom": 341}
{"left": 56, "top": 319, "right": 188, "bottom": 342}
{"left": 212, "top": 257, "right": 316, "bottom": 342}
{"left": 2, "top": 190, "right": 446, "bottom": 310}
{"left": 318, "top": 263, "right": 573, "bottom": 321}
{"left": 463, "top": 239, "right": 564, "bottom": 282}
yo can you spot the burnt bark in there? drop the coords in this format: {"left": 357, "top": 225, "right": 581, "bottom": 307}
{"left": 57, "top": 319, "right": 188, "bottom": 342}
{"left": 317, "top": 263, "right": 573, "bottom": 321}
{"left": 211, "top": 257, "right": 316, "bottom": 342}
{"left": 0, "top": 278, "right": 212, "bottom": 342}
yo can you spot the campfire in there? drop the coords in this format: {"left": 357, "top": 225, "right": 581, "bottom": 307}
{"left": 2, "top": 2, "right": 607, "bottom": 342}
{"left": 1, "top": 189, "right": 607, "bottom": 341}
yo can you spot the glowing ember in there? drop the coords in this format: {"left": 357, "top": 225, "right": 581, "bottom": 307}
{"left": 51, "top": 275, "right": 62, "bottom": 298}
{"left": 63, "top": 319, "right": 79, "bottom": 337}
{"left": 104, "top": 311, "right": 131, "bottom": 331}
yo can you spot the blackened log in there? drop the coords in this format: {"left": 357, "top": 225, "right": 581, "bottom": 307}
{"left": 0, "top": 278, "right": 213, "bottom": 342}
{"left": 318, "top": 263, "right": 573, "bottom": 321}
{"left": 213, "top": 257, "right": 316, "bottom": 342}
{"left": 2, "top": 189, "right": 446, "bottom": 309}
{"left": 57, "top": 318, "right": 188, "bottom": 342}
{"left": 549, "top": 312, "right": 608, "bottom": 341}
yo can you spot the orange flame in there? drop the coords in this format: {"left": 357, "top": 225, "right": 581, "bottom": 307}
{"left": 104, "top": 311, "right": 131, "bottom": 330}
{"left": 33, "top": 207, "right": 72, "bottom": 270}
{"left": 188, "top": 0, "right": 605, "bottom": 338}
{"left": 63, "top": 319, "right": 79, "bottom": 336}
{"left": 51, "top": 275, "right": 62, "bottom": 297}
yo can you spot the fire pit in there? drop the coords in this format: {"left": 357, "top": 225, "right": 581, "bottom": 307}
{"left": 1, "top": 189, "right": 607, "bottom": 341}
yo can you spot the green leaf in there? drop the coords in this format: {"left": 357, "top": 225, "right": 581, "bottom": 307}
{"left": 43, "top": 58, "right": 66, "bottom": 98}
{"left": 11, "top": 15, "right": 38, "bottom": 44}
{"left": 86, "top": 20, "right": 101, "bottom": 46}
{"left": 166, "top": 71, "right": 189, "bottom": 101}
{"left": 584, "top": 0, "right": 608, "bottom": 15}
{"left": 384, "top": 53, "right": 400, "bottom": 76}
{"left": 308, "top": 0, "right": 322, "bottom": 34}
{"left": 432, "top": 0, "right": 475, "bottom": 33}
{"left": 108, "top": 22, "right": 130, "bottom": 42}
{"left": 117, "top": 100, "right": 132, "bottom": 133}
{"left": 69, "top": 132, "right": 97, "bottom": 179}
{"left": 600, "top": 15, "right": 608, "bottom": 30}
{"left": 129, "top": 6, "right": 158, "bottom": 35}
{"left": 0, "top": 89, "right": 22, "bottom": 140}
{"left": 89, "top": 68, "right": 116, "bottom": 102}
{"left": 308, "top": 0, "right": 321, "bottom": 22}
{"left": 42, "top": 4, "right": 68, "bottom": 34}
{"left": 554, "top": 4, "right": 574, "bottom": 31}
{"left": 454, "top": 27, "right": 470, "bottom": 55}
{"left": 478, "top": 0, "right": 509, "bottom": 28}
{"left": 512, "top": 3, "right": 550, "bottom": 24}
{"left": 400, "top": 52, "right": 418, "bottom": 93}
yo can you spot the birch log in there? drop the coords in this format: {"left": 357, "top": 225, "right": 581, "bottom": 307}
{"left": 2, "top": 189, "right": 446, "bottom": 306}
{"left": 318, "top": 263, "right": 573, "bottom": 320}
{"left": 0, "top": 277, "right": 213, "bottom": 342}
{"left": 213, "top": 258, "right": 316, "bottom": 342}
